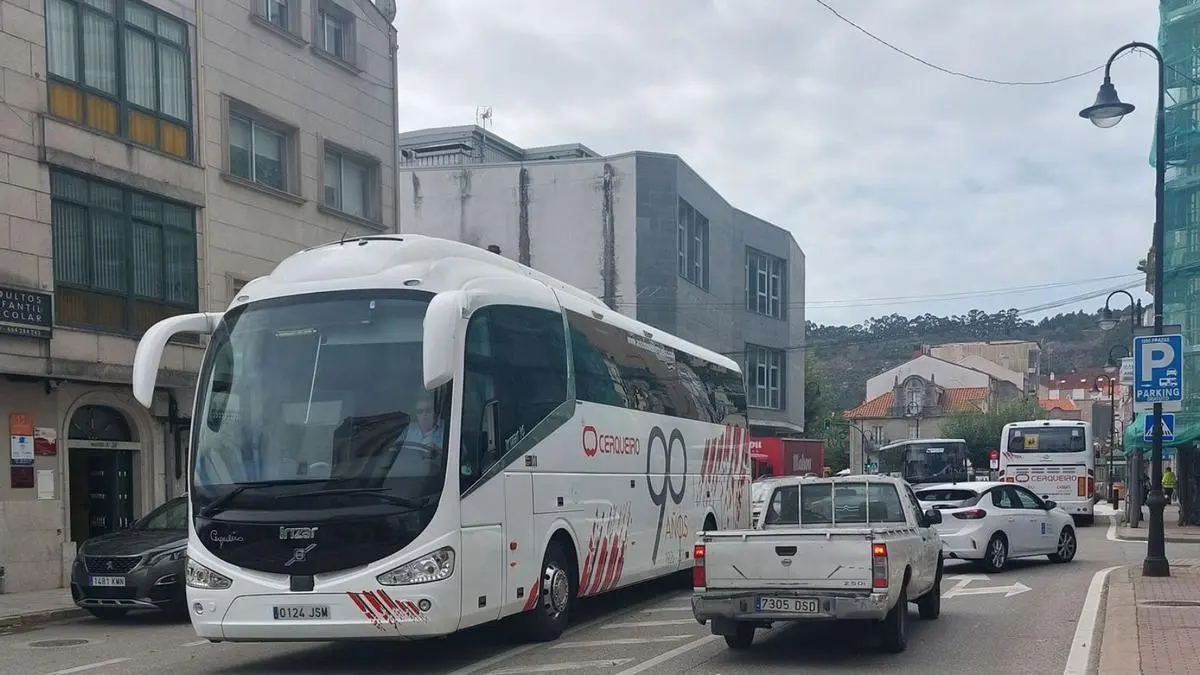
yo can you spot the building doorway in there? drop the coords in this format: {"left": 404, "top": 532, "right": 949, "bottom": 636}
{"left": 67, "top": 405, "right": 139, "bottom": 543}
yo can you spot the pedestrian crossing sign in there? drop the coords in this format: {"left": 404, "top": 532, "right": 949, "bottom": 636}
{"left": 1143, "top": 413, "right": 1176, "bottom": 443}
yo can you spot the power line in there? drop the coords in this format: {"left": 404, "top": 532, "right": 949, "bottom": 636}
{"left": 812, "top": 0, "right": 1123, "bottom": 86}
{"left": 617, "top": 272, "right": 1142, "bottom": 311}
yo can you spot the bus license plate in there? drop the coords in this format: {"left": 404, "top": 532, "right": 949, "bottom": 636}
{"left": 272, "top": 605, "right": 330, "bottom": 620}
{"left": 89, "top": 576, "right": 125, "bottom": 587}
{"left": 756, "top": 597, "right": 818, "bottom": 613}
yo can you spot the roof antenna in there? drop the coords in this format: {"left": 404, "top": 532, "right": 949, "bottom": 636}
{"left": 339, "top": 224, "right": 350, "bottom": 245}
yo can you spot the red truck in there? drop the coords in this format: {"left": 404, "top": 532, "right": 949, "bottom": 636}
{"left": 749, "top": 437, "right": 825, "bottom": 479}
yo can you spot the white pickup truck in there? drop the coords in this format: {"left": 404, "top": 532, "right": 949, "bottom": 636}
{"left": 691, "top": 474, "right": 944, "bottom": 653}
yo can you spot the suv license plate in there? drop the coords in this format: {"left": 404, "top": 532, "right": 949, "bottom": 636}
{"left": 273, "top": 605, "right": 330, "bottom": 620}
{"left": 756, "top": 596, "right": 818, "bottom": 613}
{"left": 89, "top": 576, "right": 125, "bottom": 587}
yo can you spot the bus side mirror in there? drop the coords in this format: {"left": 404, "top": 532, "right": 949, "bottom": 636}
{"left": 132, "top": 312, "right": 223, "bottom": 408}
{"left": 423, "top": 291, "right": 466, "bottom": 389}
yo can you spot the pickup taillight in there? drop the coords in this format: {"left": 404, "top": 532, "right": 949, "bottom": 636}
{"left": 692, "top": 544, "right": 706, "bottom": 588}
{"left": 871, "top": 543, "right": 888, "bottom": 589}
{"left": 953, "top": 509, "right": 987, "bottom": 520}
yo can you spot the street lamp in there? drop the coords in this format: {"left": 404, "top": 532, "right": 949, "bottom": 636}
{"left": 826, "top": 419, "right": 873, "bottom": 473}
{"left": 1099, "top": 289, "right": 1144, "bottom": 334}
{"left": 1080, "top": 41, "right": 1170, "bottom": 577}
{"left": 1106, "top": 345, "right": 1132, "bottom": 504}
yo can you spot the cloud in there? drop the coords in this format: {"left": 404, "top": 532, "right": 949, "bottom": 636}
{"left": 394, "top": 0, "right": 1159, "bottom": 325}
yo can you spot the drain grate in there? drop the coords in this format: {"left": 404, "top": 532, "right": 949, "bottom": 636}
{"left": 29, "top": 639, "right": 90, "bottom": 648}
{"left": 1140, "top": 600, "right": 1200, "bottom": 608}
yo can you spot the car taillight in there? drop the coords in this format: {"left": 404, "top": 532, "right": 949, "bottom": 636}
{"left": 692, "top": 544, "right": 706, "bottom": 588}
{"left": 871, "top": 543, "right": 888, "bottom": 589}
{"left": 953, "top": 509, "right": 987, "bottom": 520}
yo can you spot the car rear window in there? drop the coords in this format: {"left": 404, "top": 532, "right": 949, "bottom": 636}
{"left": 915, "top": 489, "right": 980, "bottom": 503}
{"left": 762, "top": 481, "right": 907, "bottom": 527}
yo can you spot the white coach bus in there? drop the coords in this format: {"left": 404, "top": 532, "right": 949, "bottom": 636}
{"left": 131, "top": 234, "right": 751, "bottom": 643}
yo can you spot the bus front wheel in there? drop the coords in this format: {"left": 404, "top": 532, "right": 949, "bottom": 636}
{"left": 517, "top": 541, "right": 573, "bottom": 642}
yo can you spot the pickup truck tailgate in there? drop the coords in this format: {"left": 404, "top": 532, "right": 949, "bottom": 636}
{"left": 701, "top": 530, "right": 876, "bottom": 591}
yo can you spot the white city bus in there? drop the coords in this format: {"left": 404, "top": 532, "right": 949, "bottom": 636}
{"left": 130, "top": 234, "right": 751, "bottom": 643}
{"left": 998, "top": 419, "right": 1095, "bottom": 525}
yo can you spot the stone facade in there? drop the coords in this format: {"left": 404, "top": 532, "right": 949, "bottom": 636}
{"left": 0, "top": 0, "right": 398, "bottom": 593}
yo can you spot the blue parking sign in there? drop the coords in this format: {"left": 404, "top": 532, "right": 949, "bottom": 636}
{"left": 1133, "top": 334, "right": 1184, "bottom": 411}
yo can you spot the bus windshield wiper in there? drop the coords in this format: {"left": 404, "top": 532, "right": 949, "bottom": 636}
{"left": 274, "top": 487, "right": 438, "bottom": 510}
{"left": 198, "top": 479, "right": 326, "bottom": 518}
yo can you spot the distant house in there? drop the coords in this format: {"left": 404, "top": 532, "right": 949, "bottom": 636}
{"left": 1040, "top": 398, "right": 1082, "bottom": 420}
{"left": 846, "top": 343, "right": 1032, "bottom": 471}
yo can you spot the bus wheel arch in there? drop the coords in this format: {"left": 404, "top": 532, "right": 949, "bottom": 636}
{"left": 517, "top": 531, "right": 576, "bottom": 642}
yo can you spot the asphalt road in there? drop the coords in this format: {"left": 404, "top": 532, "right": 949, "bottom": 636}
{"left": 6, "top": 521, "right": 1199, "bottom": 675}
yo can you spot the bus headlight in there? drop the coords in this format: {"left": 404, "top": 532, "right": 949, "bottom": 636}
{"left": 186, "top": 559, "right": 232, "bottom": 590}
{"left": 377, "top": 547, "right": 455, "bottom": 586}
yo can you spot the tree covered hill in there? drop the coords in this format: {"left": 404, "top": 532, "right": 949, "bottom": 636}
{"left": 807, "top": 308, "right": 1118, "bottom": 413}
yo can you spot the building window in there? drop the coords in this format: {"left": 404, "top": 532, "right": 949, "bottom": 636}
{"left": 746, "top": 247, "right": 786, "bottom": 319}
{"left": 746, "top": 344, "right": 784, "bottom": 410}
{"left": 45, "top": 0, "right": 191, "bottom": 159}
{"left": 871, "top": 426, "right": 885, "bottom": 444}
{"left": 323, "top": 146, "right": 376, "bottom": 221}
{"left": 50, "top": 170, "right": 198, "bottom": 335}
{"left": 257, "top": 0, "right": 289, "bottom": 30}
{"left": 228, "top": 109, "right": 290, "bottom": 192}
{"left": 316, "top": 1, "right": 354, "bottom": 62}
{"left": 678, "top": 198, "right": 709, "bottom": 290}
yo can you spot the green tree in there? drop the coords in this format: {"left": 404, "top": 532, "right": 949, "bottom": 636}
{"left": 942, "top": 397, "right": 1048, "bottom": 469}
{"left": 804, "top": 352, "right": 831, "bottom": 433}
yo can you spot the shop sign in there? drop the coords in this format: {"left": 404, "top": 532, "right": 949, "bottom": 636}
{"left": 0, "top": 286, "right": 52, "bottom": 339}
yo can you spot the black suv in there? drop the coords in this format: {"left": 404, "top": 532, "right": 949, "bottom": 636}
{"left": 70, "top": 496, "right": 188, "bottom": 619}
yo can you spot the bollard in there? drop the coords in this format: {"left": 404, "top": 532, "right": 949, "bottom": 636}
{"left": 1112, "top": 485, "right": 1121, "bottom": 510}
{"left": 0, "top": 565, "right": 5, "bottom": 595}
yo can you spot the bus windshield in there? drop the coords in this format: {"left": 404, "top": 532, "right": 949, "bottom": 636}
{"left": 1006, "top": 426, "right": 1087, "bottom": 453}
{"left": 880, "top": 441, "right": 968, "bottom": 484}
{"left": 191, "top": 290, "right": 451, "bottom": 517}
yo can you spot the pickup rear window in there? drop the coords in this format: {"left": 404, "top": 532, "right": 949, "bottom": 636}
{"left": 915, "top": 489, "right": 980, "bottom": 504}
{"left": 763, "top": 482, "right": 907, "bottom": 527}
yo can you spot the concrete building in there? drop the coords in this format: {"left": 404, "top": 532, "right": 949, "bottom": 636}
{"left": 0, "top": 0, "right": 398, "bottom": 593}
{"left": 397, "top": 125, "right": 806, "bottom": 436}
{"left": 927, "top": 340, "right": 1043, "bottom": 397}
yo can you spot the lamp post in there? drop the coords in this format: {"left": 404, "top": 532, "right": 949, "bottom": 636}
{"left": 1080, "top": 41, "right": 1170, "bottom": 577}
{"left": 826, "top": 419, "right": 873, "bottom": 473}
{"left": 1092, "top": 373, "right": 1117, "bottom": 502}
{"left": 1105, "top": 345, "right": 1133, "bottom": 505}
{"left": 1099, "top": 290, "right": 1144, "bottom": 334}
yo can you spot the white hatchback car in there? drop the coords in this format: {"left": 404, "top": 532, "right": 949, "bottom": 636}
{"left": 915, "top": 481, "right": 1077, "bottom": 571}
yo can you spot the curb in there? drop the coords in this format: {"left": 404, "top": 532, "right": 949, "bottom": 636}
{"left": 1097, "top": 513, "right": 1200, "bottom": 544}
{"left": 0, "top": 607, "right": 87, "bottom": 634}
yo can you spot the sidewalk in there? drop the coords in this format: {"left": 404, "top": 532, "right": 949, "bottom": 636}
{"left": 1098, "top": 558, "right": 1200, "bottom": 675}
{"left": 0, "top": 587, "right": 83, "bottom": 633}
{"left": 1113, "top": 504, "right": 1200, "bottom": 543}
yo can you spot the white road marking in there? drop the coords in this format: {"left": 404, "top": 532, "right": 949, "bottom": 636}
{"left": 640, "top": 605, "right": 693, "bottom": 613}
{"left": 941, "top": 574, "right": 1031, "bottom": 599}
{"left": 551, "top": 635, "right": 695, "bottom": 648}
{"left": 181, "top": 640, "right": 209, "bottom": 647}
{"left": 1106, "top": 515, "right": 1138, "bottom": 543}
{"left": 484, "top": 660, "right": 633, "bottom": 674}
{"left": 444, "top": 591, "right": 691, "bottom": 675}
{"left": 613, "top": 635, "right": 719, "bottom": 675}
{"left": 1062, "top": 565, "right": 1121, "bottom": 675}
{"left": 42, "top": 659, "right": 131, "bottom": 675}
{"left": 604, "top": 618, "right": 696, "bottom": 628}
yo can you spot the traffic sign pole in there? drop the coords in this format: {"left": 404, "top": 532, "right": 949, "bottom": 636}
{"left": 1132, "top": 332, "right": 1183, "bottom": 577}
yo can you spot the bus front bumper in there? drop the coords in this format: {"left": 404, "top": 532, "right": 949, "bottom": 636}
{"left": 188, "top": 588, "right": 461, "bottom": 641}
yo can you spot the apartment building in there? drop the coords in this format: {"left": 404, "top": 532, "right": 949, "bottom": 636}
{"left": 397, "top": 125, "right": 806, "bottom": 436}
{"left": 0, "top": 0, "right": 398, "bottom": 592}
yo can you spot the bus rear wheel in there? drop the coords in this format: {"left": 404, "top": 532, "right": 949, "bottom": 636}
{"left": 516, "top": 541, "right": 573, "bottom": 642}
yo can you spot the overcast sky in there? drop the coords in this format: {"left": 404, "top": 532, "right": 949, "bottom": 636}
{"left": 394, "top": 0, "right": 1159, "bottom": 326}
